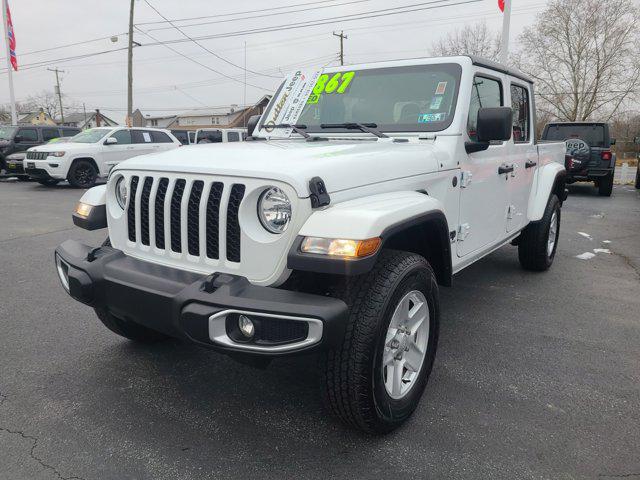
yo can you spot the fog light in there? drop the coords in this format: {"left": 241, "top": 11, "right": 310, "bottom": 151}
{"left": 55, "top": 255, "right": 70, "bottom": 292}
{"left": 238, "top": 315, "right": 255, "bottom": 338}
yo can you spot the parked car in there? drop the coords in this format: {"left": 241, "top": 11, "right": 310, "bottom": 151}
{"left": 55, "top": 55, "right": 566, "bottom": 433}
{"left": 541, "top": 122, "right": 616, "bottom": 196}
{"left": 195, "top": 128, "right": 247, "bottom": 143}
{"left": 635, "top": 159, "right": 639, "bottom": 189}
{"left": 0, "top": 125, "right": 81, "bottom": 175}
{"left": 47, "top": 136, "right": 73, "bottom": 144}
{"left": 170, "top": 129, "right": 195, "bottom": 145}
{"left": 24, "top": 127, "right": 181, "bottom": 188}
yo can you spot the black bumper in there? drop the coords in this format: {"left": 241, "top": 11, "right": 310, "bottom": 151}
{"left": 5, "top": 159, "right": 24, "bottom": 174}
{"left": 566, "top": 168, "right": 613, "bottom": 182}
{"left": 55, "top": 240, "right": 348, "bottom": 356}
{"left": 25, "top": 166, "right": 55, "bottom": 180}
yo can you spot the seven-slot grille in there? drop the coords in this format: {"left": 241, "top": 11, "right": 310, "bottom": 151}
{"left": 126, "top": 175, "right": 246, "bottom": 262}
{"left": 26, "top": 151, "right": 49, "bottom": 160}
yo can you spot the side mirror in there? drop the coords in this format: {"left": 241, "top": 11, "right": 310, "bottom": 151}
{"left": 247, "top": 115, "right": 261, "bottom": 137}
{"left": 104, "top": 137, "right": 118, "bottom": 145}
{"left": 610, "top": 138, "right": 616, "bottom": 146}
{"left": 465, "top": 107, "right": 513, "bottom": 154}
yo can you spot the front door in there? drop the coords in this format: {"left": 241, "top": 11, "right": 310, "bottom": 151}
{"left": 457, "top": 74, "right": 510, "bottom": 257}
{"left": 101, "top": 129, "right": 134, "bottom": 174}
{"left": 506, "top": 83, "right": 536, "bottom": 233}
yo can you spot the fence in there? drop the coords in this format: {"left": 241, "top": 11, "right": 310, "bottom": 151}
{"left": 614, "top": 162, "right": 638, "bottom": 185}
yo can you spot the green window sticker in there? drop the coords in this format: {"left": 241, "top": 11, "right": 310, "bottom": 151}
{"left": 307, "top": 71, "right": 356, "bottom": 104}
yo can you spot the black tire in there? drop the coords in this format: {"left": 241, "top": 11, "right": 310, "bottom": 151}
{"left": 37, "top": 178, "right": 60, "bottom": 187}
{"left": 518, "top": 194, "right": 561, "bottom": 271}
{"left": 94, "top": 307, "right": 170, "bottom": 343}
{"left": 67, "top": 159, "right": 98, "bottom": 188}
{"left": 598, "top": 173, "right": 613, "bottom": 196}
{"left": 322, "top": 249, "right": 440, "bottom": 434}
{"left": 635, "top": 164, "right": 639, "bottom": 189}
{"left": 17, "top": 176, "right": 31, "bottom": 182}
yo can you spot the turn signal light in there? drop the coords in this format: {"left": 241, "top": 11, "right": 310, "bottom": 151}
{"left": 75, "top": 202, "right": 93, "bottom": 218}
{"left": 601, "top": 151, "right": 613, "bottom": 161}
{"left": 301, "top": 237, "right": 382, "bottom": 258}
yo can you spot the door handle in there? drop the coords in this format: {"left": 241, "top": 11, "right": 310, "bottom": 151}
{"left": 525, "top": 160, "right": 537, "bottom": 169}
{"left": 498, "top": 164, "right": 514, "bottom": 175}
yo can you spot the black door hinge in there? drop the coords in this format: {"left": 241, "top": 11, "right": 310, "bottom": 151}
{"left": 309, "top": 176, "right": 331, "bottom": 208}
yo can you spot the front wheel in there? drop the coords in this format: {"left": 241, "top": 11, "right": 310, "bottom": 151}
{"left": 518, "top": 194, "right": 561, "bottom": 271}
{"left": 68, "top": 159, "right": 98, "bottom": 188}
{"left": 322, "top": 250, "right": 439, "bottom": 434}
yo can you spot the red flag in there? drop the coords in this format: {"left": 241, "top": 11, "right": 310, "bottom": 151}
{"left": 498, "top": 0, "right": 505, "bottom": 12}
{"left": 6, "top": 1, "right": 17, "bottom": 71}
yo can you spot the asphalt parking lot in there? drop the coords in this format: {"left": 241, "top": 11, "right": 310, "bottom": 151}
{"left": 0, "top": 179, "right": 638, "bottom": 480}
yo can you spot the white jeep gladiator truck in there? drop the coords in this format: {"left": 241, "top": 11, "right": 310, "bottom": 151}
{"left": 55, "top": 56, "right": 566, "bottom": 434}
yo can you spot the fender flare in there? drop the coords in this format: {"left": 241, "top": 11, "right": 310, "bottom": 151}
{"left": 528, "top": 163, "right": 566, "bottom": 222}
{"left": 288, "top": 191, "right": 452, "bottom": 285}
{"left": 72, "top": 185, "right": 107, "bottom": 230}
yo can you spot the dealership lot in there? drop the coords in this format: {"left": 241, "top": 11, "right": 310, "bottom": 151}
{"left": 0, "top": 180, "right": 638, "bottom": 479}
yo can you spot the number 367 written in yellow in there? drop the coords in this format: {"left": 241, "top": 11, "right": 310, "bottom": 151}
{"left": 307, "top": 71, "right": 355, "bottom": 104}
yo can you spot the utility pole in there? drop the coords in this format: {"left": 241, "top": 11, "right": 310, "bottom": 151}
{"left": 127, "top": 0, "right": 135, "bottom": 127}
{"left": 500, "top": 0, "right": 511, "bottom": 64}
{"left": 243, "top": 40, "right": 247, "bottom": 127}
{"left": 82, "top": 103, "right": 87, "bottom": 129}
{"left": 333, "top": 31, "right": 347, "bottom": 66}
{"left": 47, "top": 67, "right": 65, "bottom": 123}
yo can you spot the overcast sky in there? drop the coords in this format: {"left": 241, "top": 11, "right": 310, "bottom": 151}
{"left": 0, "top": 0, "right": 594, "bottom": 122}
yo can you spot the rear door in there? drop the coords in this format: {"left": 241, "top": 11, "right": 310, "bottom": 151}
{"left": 457, "top": 73, "right": 511, "bottom": 257}
{"left": 506, "top": 81, "right": 536, "bottom": 233}
{"left": 42, "top": 128, "right": 60, "bottom": 143}
{"left": 131, "top": 130, "right": 157, "bottom": 156}
{"left": 15, "top": 127, "right": 40, "bottom": 152}
{"left": 150, "top": 130, "right": 178, "bottom": 151}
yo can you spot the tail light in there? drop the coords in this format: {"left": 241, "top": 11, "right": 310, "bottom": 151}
{"left": 601, "top": 151, "right": 613, "bottom": 161}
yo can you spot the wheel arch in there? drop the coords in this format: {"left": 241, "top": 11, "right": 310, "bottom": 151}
{"left": 528, "top": 163, "right": 566, "bottom": 222}
{"left": 288, "top": 191, "right": 453, "bottom": 287}
{"left": 68, "top": 156, "right": 99, "bottom": 177}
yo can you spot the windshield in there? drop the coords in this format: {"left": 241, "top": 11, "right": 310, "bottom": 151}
{"left": 0, "top": 126, "right": 16, "bottom": 140}
{"left": 544, "top": 124, "right": 607, "bottom": 147}
{"left": 296, "top": 63, "right": 462, "bottom": 133}
{"left": 69, "top": 128, "right": 111, "bottom": 144}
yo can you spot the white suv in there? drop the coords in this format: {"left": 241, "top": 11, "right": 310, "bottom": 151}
{"left": 24, "top": 127, "right": 181, "bottom": 188}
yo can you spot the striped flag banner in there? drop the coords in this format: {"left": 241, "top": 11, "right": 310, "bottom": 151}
{"left": 6, "top": 0, "right": 17, "bottom": 71}
{"left": 498, "top": 0, "right": 505, "bottom": 12}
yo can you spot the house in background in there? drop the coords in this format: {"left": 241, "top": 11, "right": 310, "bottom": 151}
{"left": 132, "top": 95, "right": 271, "bottom": 131}
{"left": 57, "top": 110, "right": 118, "bottom": 129}
{"left": 4, "top": 108, "right": 57, "bottom": 126}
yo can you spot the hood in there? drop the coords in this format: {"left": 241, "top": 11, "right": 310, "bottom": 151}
{"left": 113, "top": 139, "right": 440, "bottom": 196}
{"left": 30, "top": 142, "right": 91, "bottom": 152}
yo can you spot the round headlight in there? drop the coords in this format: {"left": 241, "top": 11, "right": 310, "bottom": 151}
{"left": 115, "top": 176, "right": 128, "bottom": 209}
{"left": 258, "top": 187, "right": 291, "bottom": 234}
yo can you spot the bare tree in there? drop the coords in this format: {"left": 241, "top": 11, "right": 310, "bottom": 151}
{"left": 431, "top": 22, "right": 501, "bottom": 61}
{"left": 516, "top": 0, "right": 640, "bottom": 122}
{"left": 25, "top": 90, "right": 60, "bottom": 119}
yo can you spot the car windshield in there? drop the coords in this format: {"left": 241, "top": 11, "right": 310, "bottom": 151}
{"left": 0, "top": 126, "right": 17, "bottom": 140}
{"left": 544, "top": 124, "right": 607, "bottom": 147}
{"left": 69, "top": 128, "right": 111, "bottom": 143}
{"left": 295, "top": 63, "right": 462, "bottom": 133}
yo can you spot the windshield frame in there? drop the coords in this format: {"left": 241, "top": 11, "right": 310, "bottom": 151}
{"left": 260, "top": 62, "right": 463, "bottom": 136}
{"left": 69, "top": 128, "right": 112, "bottom": 144}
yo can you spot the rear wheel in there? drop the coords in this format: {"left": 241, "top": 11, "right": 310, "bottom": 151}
{"left": 598, "top": 172, "right": 613, "bottom": 197}
{"left": 68, "top": 159, "right": 98, "bottom": 188}
{"left": 518, "top": 194, "right": 561, "bottom": 271}
{"left": 322, "top": 250, "right": 439, "bottom": 434}
{"left": 37, "top": 178, "right": 60, "bottom": 187}
{"left": 635, "top": 164, "right": 639, "bottom": 189}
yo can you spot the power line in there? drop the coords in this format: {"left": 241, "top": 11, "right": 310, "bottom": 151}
{"left": 142, "top": 0, "right": 374, "bottom": 33}
{"left": 142, "top": 0, "right": 280, "bottom": 79}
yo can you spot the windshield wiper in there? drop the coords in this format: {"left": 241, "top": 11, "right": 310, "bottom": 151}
{"left": 320, "top": 122, "right": 388, "bottom": 138}
{"left": 271, "top": 123, "right": 311, "bottom": 139}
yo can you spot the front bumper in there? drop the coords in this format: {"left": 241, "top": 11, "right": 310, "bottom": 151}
{"left": 25, "top": 160, "right": 65, "bottom": 180}
{"left": 5, "top": 158, "right": 24, "bottom": 174}
{"left": 55, "top": 240, "right": 348, "bottom": 356}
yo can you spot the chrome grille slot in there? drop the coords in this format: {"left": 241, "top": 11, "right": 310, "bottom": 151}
{"left": 226, "top": 184, "right": 245, "bottom": 263}
{"left": 154, "top": 178, "right": 169, "bottom": 249}
{"left": 127, "top": 176, "right": 139, "bottom": 242}
{"left": 170, "top": 179, "right": 186, "bottom": 252}
{"left": 187, "top": 180, "right": 204, "bottom": 256}
{"left": 26, "top": 151, "right": 48, "bottom": 160}
{"left": 205, "top": 182, "right": 223, "bottom": 259}
{"left": 140, "top": 177, "right": 153, "bottom": 246}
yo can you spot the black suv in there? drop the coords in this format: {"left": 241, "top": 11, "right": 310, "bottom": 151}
{"left": 0, "top": 125, "right": 81, "bottom": 175}
{"left": 541, "top": 122, "right": 616, "bottom": 197}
